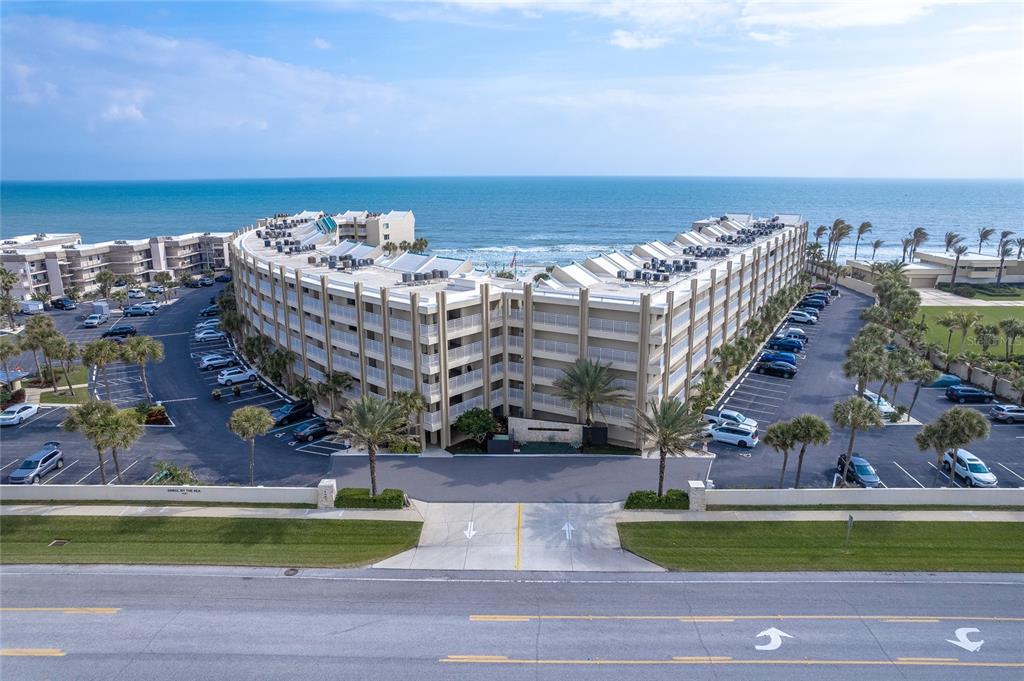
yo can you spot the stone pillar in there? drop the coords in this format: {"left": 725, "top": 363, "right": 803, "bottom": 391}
{"left": 317, "top": 478, "right": 337, "bottom": 510}
{"left": 522, "top": 283, "right": 534, "bottom": 418}
{"left": 687, "top": 480, "right": 707, "bottom": 512}
{"left": 294, "top": 269, "right": 309, "bottom": 379}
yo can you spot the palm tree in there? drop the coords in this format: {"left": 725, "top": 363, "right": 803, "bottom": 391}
{"left": 242, "top": 335, "right": 271, "bottom": 364}
{"left": 976, "top": 227, "right": 995, "bottom": 254}
{"left": 997, "top": 229, "right": 1015, "bottom": 252}
{"left": 111, "top": 289, "right": 128, "bottom": 310}
{"left": 909, "top": 227, "right": 928, "bottom": 261}
{"left": 906, "top": 359, "right": 940, "bottom": 418}
{"left": 82, "top": 339, "right": 122, "bottom": 401}
{"left": 915, "top": 407, "right": 990, "bottom": 487}
{"left": 553, "top": 358, "right": 627, "bottom": 427}
{"left": 119, "top": 335, "right": 165, "bottom": 400}
{"left": 943, "top": 231, "right": 963, "bottom": 253}
{"left": 789, "top": 414, "right": 831, "bottom": 488}
{"left": 95, "top": 270, "right": 118, "bottom": 300}
{"left": 153, "top": 271, "right": 174, "bottom": 302}
{"left": 1015, "top": 376, "right": 1024, "bottom": 406}
{"left": 870, "top": 239, "right": 884, "bottom": 261}
{"left": 950, "top": 310, "right": 982, "bottom": 353}
{"left": 843, "top": 348, "right": 883, "bottom": 397}
{"left": 690, "top": 368, "right": 726, "bottom": 415}
{"left": 51, "top": 338, "right": 79, "bottom": 394}
{"left": 41, "top": 332, "right": 68, "bottom": 393}
{"left": 0, "top": 335, "right": 19, "bottom": 387}
{"left": 229, "top": 406, "right": 275, "bottom": 486}
{"left": 813, "top": 225, "right": 827, "bottom": 244}
{"left": 936, "top": 312, "right": 958, "bottom": 355}
{"left": 996, "top": 241, "right": 1014, "bottom": 284}
{"left": 322, "top": 370, "right": 355, "bottom": 414}
{"left": 106, "top": 408, "right": 144, "bottom": 484}
{"left": 336, "top": 395, "right": 406, "bottom": 496}
{"left": 852, "top": 222, "right": 872, "bottom": 260}
{"left": 949, "top": 244, "right": 969, "bottom": 286}
{"left": 1014, "top": 237, "right": 1024, "bottom": 260}
{"left": 832, "top": 397, "right": 884, "bottom": 484}
{"left": 633, "top": 398, "right": 706, "bottom": 497}
{"left": 762, "top": 421, "right": 798, "bottom": 488}
{"left": 973, "top": 323, "right": 1000, "bottom": 357}
{"left": 292, "top": 377, "right": 322, "bottom": 402}
{"left": 998, "top": 318, "right": 1024, "bottom": 360}
{"left": 899, "top": 236, "right": 914, "bottom": 263}
{"left": 63, "top": 400, "right": 119, "bottom": 485}
{"left": 393, "top": 390, "right": 428, "bottom": 441}
{"left": 21, "top": 315, "right": 56, "bottom": 385}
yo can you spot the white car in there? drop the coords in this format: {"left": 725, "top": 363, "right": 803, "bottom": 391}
{"left": 82, "top": 313, "right": 109, "bottom": 328}
{"left": 989, "top": 405, "right": 1024, "bottom": 424}
{"left": 775, "top": 327, "right": 809, "bottom": 343}
{"left": 195, "top": 319, "right": 221, "bottom": 330}
{"left": 703, "top": 422, "right": 759, "bottom": 448}
{"left": 217, "top": 367, "right": 257, "bottom": 386}
{"left": 0, "top": 403, "right": 40, "bottom": 426}
{"left": 788, "top": 310, "right": 817, "bottom": 325}
{"left": 704, "top": 408, "right": 759, "bottom": 431}
{"left": 148, "top": 285, "right": 166, "bottom": 294}
{"left": 861, "top": 389, "right": 896, "bottom": 417}
{"left": 199, "top": 353, "right": 236, "bottom": 370}
{"left": 127, "top": 288, "right": 145, "bottom": 299}
{"left": 943, "top": 449, "right": 998, "bottom": 487}
{"left": 194, "top": 329, "right": 226, "bottom": 342}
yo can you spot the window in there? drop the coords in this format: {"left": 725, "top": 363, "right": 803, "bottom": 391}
{"left": 384, "top": 234, "right": 390, "bottom": 241}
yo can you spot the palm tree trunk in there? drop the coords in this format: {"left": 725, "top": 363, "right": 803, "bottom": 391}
{"left": 840, "top": 429, "right": 857, "bottom": 485}
{"left": 95, "top": 448, "right": 108, "bottom": 485}
{"left": 62, "top": 361, "right": 74, "bottom": 393}
{"left": 249, "top": 439, "right": 256, "bottom": 486}
{"left": 110, "top": 446, "right": 125, "bottom": 484}
{"left": 853, "top": 237, "right": 860, "bottom": 260}
{"left": 909, "top": 384, "right": 922, "bottom": 417}
{"left": 794, "top": 445, "right": 808, "bottom": 488}
{"left": 45, "top": 355, "right": 58, "bottom": 393}
{"left": 368, "top": 444, "right": 378, "bottom": 497}
{"left": 933, "top": 451, "right": 943, "bottom": 486}
{"left": 138, "top": 361, "right": 150, "bottom": 399}
{"left": 30, "top": 349, "right": 42, "bottom": 385}
{"left": 777, "top": 451, "right": 790, "bottom": 488}
{"left": 657, "top": 448, "right": 666, "bottom": 498}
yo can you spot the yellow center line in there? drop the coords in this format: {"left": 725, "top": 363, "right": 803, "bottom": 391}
{"left": 1, "top": 648, "right": 66, "bottom": 657}
{"left": 0, "top": 607, "right": 120, "bottom": 615}
{"left": 441, "top": 656, "right": 1024, "bottom": 668}
{"left": 514, "top": 503, "right": 522, "bottom": 571}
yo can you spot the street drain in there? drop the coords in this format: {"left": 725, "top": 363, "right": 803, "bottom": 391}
{"left": 283, "top": 568, "right": 299, "bottom": 576}
{"left": 48, "top": 539, "right": 69, "bottom": 547}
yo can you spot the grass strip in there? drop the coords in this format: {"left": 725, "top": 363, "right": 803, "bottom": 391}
{"left": 39, "top": 387, "right": 90, "bottom": 405}
{"left": 1, "top": 516, "right": 422, "bottom": 568}
{"left": 617, "top": 521, "right": 1024, "bottom": 572}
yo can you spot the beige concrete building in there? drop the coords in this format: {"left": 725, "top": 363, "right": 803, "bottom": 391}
{"left": 255, "top": 210, "right": 416, "bottom": 247}
{"left": 848, "top": 249, "right": 1024, "bottom": 289}
{"left": 230, "top": 212, "right": 807, "bottom": 447}
{"left": 1, "top": 231, "right": 231, "bottom": 300}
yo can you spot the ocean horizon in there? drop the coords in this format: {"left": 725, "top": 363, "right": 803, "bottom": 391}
{"left": 3, "top": 176, "right": 1022, "bottom": 267}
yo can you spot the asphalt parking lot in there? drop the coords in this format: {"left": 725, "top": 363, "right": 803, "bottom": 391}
{"left": 707, "top": 287, "right": 1024, "bottom": 489}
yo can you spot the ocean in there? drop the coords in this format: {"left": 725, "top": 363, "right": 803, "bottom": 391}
{"left": 2, "top": 177, "right": 1021, "bottom": 267}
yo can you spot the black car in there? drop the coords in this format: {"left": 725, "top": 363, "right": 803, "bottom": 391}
{"left": 270, "top": 400, "right": 314, "bottom": 427}
{"left": 292, "top": 418, "right": 330, "bottom": 442}
{"left": 114, "top": 278, "right": 127, "bottom": 287}
{"left": 215, "top": 273, "right": 232, "bottom": 283}
{"left": 837, "top": 453, "right": 882, "bottom": 488}
{"left": 754, "top": 360, "right": 797, "bottom": 378}
{"left": 945, "top": 385, "right": 995, "bottom": 404}
{"left": 102, "top": 324, "right": 137, "bottom": 338}
{"left": 199, "top": 305, "right": 219, "bottom": 317}
{"left": 50, "top": 298, "right": 77, "bottom": 310}
{"left": 799, "top": 298, "right": 826, "bottom": 310}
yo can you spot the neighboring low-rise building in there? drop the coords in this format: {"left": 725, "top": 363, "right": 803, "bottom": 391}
{"left": 848, "top": 249, "right": 1024, "bottom": 288}
{"left": 231, "top": 211, "right": 807, "bottom": 448}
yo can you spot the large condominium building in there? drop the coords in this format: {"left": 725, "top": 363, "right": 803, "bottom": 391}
{"left": 256, "top": 210, "right": 415, "bottom": 247}
{"left": 231, "top": 210, "right": 807, "bottom": 448}
{"left": 2, "top": 231, "right": 232, "bottom": 300}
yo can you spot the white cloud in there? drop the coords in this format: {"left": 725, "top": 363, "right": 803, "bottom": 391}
{"left": 4, "top": 62, "right": 58, "bottom": 104}
{"left": 609, "top": 30, "right": 668, "bottom": 50}
{"left": 747, "top": 30, "right": 793, "bottom": 46}
{"left": 102, "top": 104, "right": 145, "bottom": 122}
{"left": 312, "top": 36, "right": 332, "bottom": 50}
{"left": 738, "top": 0, "right": 952, "bottom": 30}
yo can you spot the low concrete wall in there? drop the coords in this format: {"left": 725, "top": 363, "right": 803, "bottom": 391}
{"left": 508, "top": 417, "right": 582, "bottom": 444}
{"left": 706, "top": 487, "right": 1024, "bottom": 507}
{"left": 837, "top": 275, "right": 875, "bottom": 297}
{"left": 0, "top": 484, "right": 317, "bottom": 505}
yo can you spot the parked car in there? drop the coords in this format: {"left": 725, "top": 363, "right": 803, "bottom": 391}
{"left": 50, "top": 297, "right": 77, "bottom": 310}
{"left": 215, "top": 273, "right": 232, "bottom": 283}
{"left": 943, "top": 449, "right": 998, "bottom": 487}
{"left": 184, "top": 278, "right": 203, "bottom": 288}
{"left": 114, "top": 278, "right": 127, "bottom": 287}
{"left": 861, "top": 389, "right": 896, "bottom": 417}
{"left": 803, "top": 292, "right": 830, "bottom": 304}
{"left": 760, "top": 351, "right": 798, "bottom": 366}
{"left": 765, "top": 338, "right": 803, "bottom": 353}
{"left": 198, "top": 277, "right": 215, "bottom": 287}
{"left": 199, "top": 353, "right": 236, "bottom": 370}
{"left": 799, "top": 298, "right": 826, "bottom": 310}
{"left": 703, "top": 422, "right": 759, "bottom": 448}
{"left": 810, "top": 282, "right": 832, "bottom": 291}
{"left": 0, "top": 403, "right": 40, "bottom": 426}
{"left": 217, "top": 367, "right": 257, "bottom": 386}
{"left": 148, "top": 285, "right": 166, "bottom": 294}
{"left": 124, "top": 304, "right": 156, "bottom": 317}
{"left": 793, "top": 306, "right": 820, "bottom": 319}
{"left": 945, "top": 385, "right": 995, "bottom": 404}
{"left": 927, "top": 373, "right": 962, "bottom": 388}
{"left": 127, "top": 288, "right": 145, "bottom": 299}
{"left": 199, "top": 305, "right": 219, "bottom": 317}
{"left": 103, "top": 324, "right": 137, "bottom": 338}
{"left": 787, "top": 310, "right": 817, "bottom": 325}
{"left": 8, "top": 442, "right": 63, "bottom": 484}
{"left": 293, "top": 418, "right": 330, "bottom": 442}
{"left": 775, "top": 328, "right": 809, "bottom": 343}
{"left": 82, "top": 313, "right": 109, "bottom": 328}
{"left": 754, "top": 360, "right": 797, "bottom": 378}
{"left": 195, "top": 319, "right": 221, "bottom": 331}
{"left": 837, "top": 453, "right": 882, "bottom": 488}
{"left": 704, "top": 408, "right": 759, "bottom": 431}
{"left": 270, "top": 400, "right": 314, "bottom": 427}
{"left": 194, "top": 329, "right": 226, "bottom": 342}
{"left": 137, "top": 300, "right": 160, "bottom": 310}
{"left": 989, "top": 405, "right": 1024, "bottom": 424}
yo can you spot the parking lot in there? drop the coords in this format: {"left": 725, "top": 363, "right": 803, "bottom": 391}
{"left": 707, "top": 287, "right": 1024, "bottom": 490}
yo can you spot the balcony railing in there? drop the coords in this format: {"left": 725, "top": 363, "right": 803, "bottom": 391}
{"left": 532, "top": 392, "right": 574, "bottom": 412}
{"left": 534, "top": 338, "right": 577, "bottom": 357}
{"left": 391, "top": 346, "right": 413, "bottom": 365}
{"left": 449, "top": 369, "right": 483, "bottom": 392}
{"left": 329, "top": 303, "right": 357, "bottom": 321}
{"left": 534, "top": 311, "right": 578, "bottom": 328}
{"left": 507, "top": 361, "right": 524, "bottom": 376}
{"left": 508, "top": 387, "right": 524, "bottom": 403}
{"left": 364, "top": 311, "right": 383, "bottom": 329}
{"left": 421, "top": 353, "right": 440, "bottom": 371}
{"left": 532, "top": 365, "right": 563, "bottom": 381}
{"left": 507, "top": 335, "right": 524, "bottom": 349}
{"left": 332, "top": 354, "right": 360, "bottom": 375}
{"left": 389, "top": 318, "right": 412, "bottom": 335}
{"left": 420, "top": 382, "right": 442, "bottom": 400}
{"left": 331, "top": 328, "right": 359, "bottom": 349}
{"left": 588, "top": 317, "right": 639, "bottom": 335}
{"left": 449, "top": 395, "right": 484, "bottom": 419}
{"left": 587, "top": 346, "right": 638, "bottom": 365}
{"left": 447, "top": 341, "right": 483, "bottom": 363}
{"left": 393, "top": 373, "right": 414, "bottom": 391}
{"left": 446, "top": 313, "right": 482, "bottom": 333}
{"left": 365, "top": 339, "right": 385, "bottom": 356}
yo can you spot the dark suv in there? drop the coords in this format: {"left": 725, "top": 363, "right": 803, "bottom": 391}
{"left": 50, "top": 298, "right": 77, "bottom": 310}
{"left": 270, "top": 400, "right": 314, "bottom": 427}
{"left": 945, "top": 385, "right": 994, "bottom": 404}
{"left": 837, "top": 453, "right": 881, "bottom": 488}
{"left": 102, "top": 324, "right": 137, "bottom": 338}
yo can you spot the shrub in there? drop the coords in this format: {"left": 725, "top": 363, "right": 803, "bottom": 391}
{"left": 1, "top": 388, "right": 26, "bottom": 409}
{"left": 211, "top": 389, "right": 221, "bottom": 400}
{"left": 952, "top": 285, "right": 976, "bottom": 299}
{"left": 624, "top": 489, "right": 690, "bottom": 510}
{"left": 386, "top": 437, "right": 422, "bottom": 454}
{"left": 334, "top": 487, "right": 406, "bottom": 509}
{"left": 232, "top": 385, "right": 242, "bottom": 396}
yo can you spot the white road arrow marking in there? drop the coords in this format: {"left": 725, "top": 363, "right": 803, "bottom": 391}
{"left": 562, "top": 522, "right": 574, "bottom": 541}
{"left": 463, "top": 521, "right": 477, "bottom": 540}
{"left": 754, "top": 627, "right": 793, "bottom": 651}
{"left": 946, "top": 627, "right": 984, "bottom": 652}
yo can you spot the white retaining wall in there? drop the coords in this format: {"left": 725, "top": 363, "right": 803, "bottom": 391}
{"left": 705, "top": 487, "right": 1024, "bottom": 507}
{"left": 508, "top": 417, "right": 583, "bottom": 444}
{"left": 0, "top": 484, "right": 317, "bottom": 505}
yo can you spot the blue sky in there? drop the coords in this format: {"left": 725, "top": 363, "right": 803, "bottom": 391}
{"left": 2, "top": 1, "right": 1022, "bottom": 180}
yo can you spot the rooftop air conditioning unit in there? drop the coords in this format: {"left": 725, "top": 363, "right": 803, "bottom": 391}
{"left": 402, "top": 272, "right": 413, "bottom": 283}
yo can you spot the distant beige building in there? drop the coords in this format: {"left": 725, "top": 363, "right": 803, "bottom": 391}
{"left": 848, "top": 249, "right": 1024, "bottom": 288}
{"left": 231, "top": 211, "right": 807, "bottom": 448}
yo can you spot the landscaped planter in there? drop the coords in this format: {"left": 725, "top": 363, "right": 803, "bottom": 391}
{"left": 584, "top": 424, "right": 608, "bottom": 446}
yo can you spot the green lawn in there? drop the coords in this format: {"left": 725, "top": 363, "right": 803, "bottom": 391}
{"left": 1, "top": 516, "right": 422, "bottom": 568}
{"left": 919, "top": 306, "right": 1024, "bottom": 356}
{"left": 617, "top": 521, "right": 1024, "bottom": 572}
{"left": 38, "top": 386, "right": 90, "bottom": 404}
{"left": 26, "top": 363, "right": 89, "bottom": 388}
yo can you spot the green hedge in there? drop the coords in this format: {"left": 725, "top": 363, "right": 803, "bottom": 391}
{"left": 335, "top": 487, "right": 406, "bottom": 509}
{"left": 938, "top": 282, "right": 1024, "bottom": 298}
{"left": 624, "top": 489, "right": 690, "bottom": 510}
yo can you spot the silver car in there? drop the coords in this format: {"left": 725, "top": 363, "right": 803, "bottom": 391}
{"left": 8, "top": 442, "right": 63, "bottom": 484}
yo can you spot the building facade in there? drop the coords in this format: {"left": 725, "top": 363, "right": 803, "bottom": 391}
{"left": 1, "top": 232, "right": 232, "bottom": 300}
{"left": 848, "top": 249, "right": 1024, "bottom": 289}
{"left": 231, "top": 210, "right": 807, "bottom": 448}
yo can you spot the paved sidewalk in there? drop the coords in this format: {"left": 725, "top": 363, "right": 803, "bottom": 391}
{"left": 0, "top": 504, "right": 423, "bottom": 522}
{"left": 618, "top": 509, "right": 1024, "bottom": 522}
{"left": 918, "top": 289, "right": 1024, "bottom": 307}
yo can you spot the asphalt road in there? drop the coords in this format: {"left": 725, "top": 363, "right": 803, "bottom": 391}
{"left": 2, "top": 566, "right": 1021, "bottom": 680}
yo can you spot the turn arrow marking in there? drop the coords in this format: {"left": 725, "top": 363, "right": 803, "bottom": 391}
{"left": 754, "top": 627, "right": 793, "bottom": 651}
{"left": 463, "top": 521, "right": 477, "bottom": 540}
{"left": 562, "top": 522, "right": 574, "bottom": 541}
{"left": 946, "top": 628, "right": 983, "bottom": 653}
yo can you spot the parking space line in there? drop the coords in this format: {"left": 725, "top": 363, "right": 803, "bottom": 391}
{"left": 0, "top": 460, "right": 22, "bottom": 473}
{"left": 926, "top": 462, "right": 962, "bottom": 488}
{"left": 75, "top": 465, "right": 101, "bottom": 484}
{"left": 17, "top": 408, "right": 63, "bottom": 429}
{"left": 226, "top": 394, "right": 281, "bottom": 407}
{"left": 728, "top": 391, "right": 786, "bottom": 403}
{"left": 42, "top": 460, "right": 79, "bottom": 484}
{"left": 720, "top": 402, "right": 776, "bottom": 415}
{"left": 734, "top": 380, "right": 788, "bottom": 394}
{"left": 891, "top": 462, "right": 924, "bottom": 488}
{"left": 107, "top": 459, "right": 141, "bottom": 484}
{"left": 268, "top": 417, "right": 316, "bottom": 435}
{"left": 995, "top": 463, "right": 1024, "bottom": 483}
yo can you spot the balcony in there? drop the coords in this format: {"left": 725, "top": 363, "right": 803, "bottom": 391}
{"left": 449, "top": 368, "right": 484, "bottom": 393}
{"left": 596, "top": 403, "right": 633, "bottom": 425}
{"left": 588, "top": 316, "right": 639, "bottom": 337}
{"left": 610, "top": 378, "right": 636, "bottom": 393}
{"left": 331, "top": 328, "right": 359, "bottom": 350}
{"left": 507, "top": 361, "right": 524, "bottom": 376}
{"left": 533, "top": 311, "right": 578, "bottom": 329}
{"left": 304, "top": 319, "right": 325, "bottom": 339}
{"left": 449, "top": 395, "right": 485, "bottom": 419}
{"left": 531, "top": 392, "right": 575, "bottom": 414}
{"left": 306, "top": 345, "right": 327, "bottom": 365}
{"left": 364, "top": 311, "right": 383, "bottom": 329}
{"left": 332, "top": 354, "right": 360, "bottom": 375}
{"left": 420, "top": 382, "right": 442, "bottom": 401}
{"left": 490, "top": 388, "right": 504, "bottom": 405}
{"left": 421, "top": 353, "right": 440, "bottom": 371}
{"left": 587, "top": 346, "right": 637, "bottom": 367}
{"left": 391, "top": 346, "right": 414, "bottom": 367}
{"left": 507, "top": 335, "right": 524, "bottom": 349}
{"left": 447, "top": 341, "right": 483, "bottom": 365}
{"left": 533, "top": 338, "right": 578, "bottom": 359}
{"left": 302, "top": 296, "right": 322, "bottom": 315}
{"left": 389, "top": 317, "right": 412, "bottom": 336}
{"left": 365, "top": 338, "right": 385, "bottom": 358}
{"left": 420, "top": 323, "right": 439, "bottom": 341}
{"left": 423, "top": 411, "right": 442, "bottom": 429}
{"left": 329, "top": 303, "right": 358, "bottom": 321}
{"left": 446, "top": 313, "right": 482, "bottom": 336}
{"left": 393, "top": 373, "right": 415, "bottom": 391}
{"left": 508, "top": 387, "right": 524, "bottom": 404}
{"left": 532, "top": 365, "right": 563, "bottom": 384}
{"left": 365, "top": 365, "right": 386, "bottom": 386}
